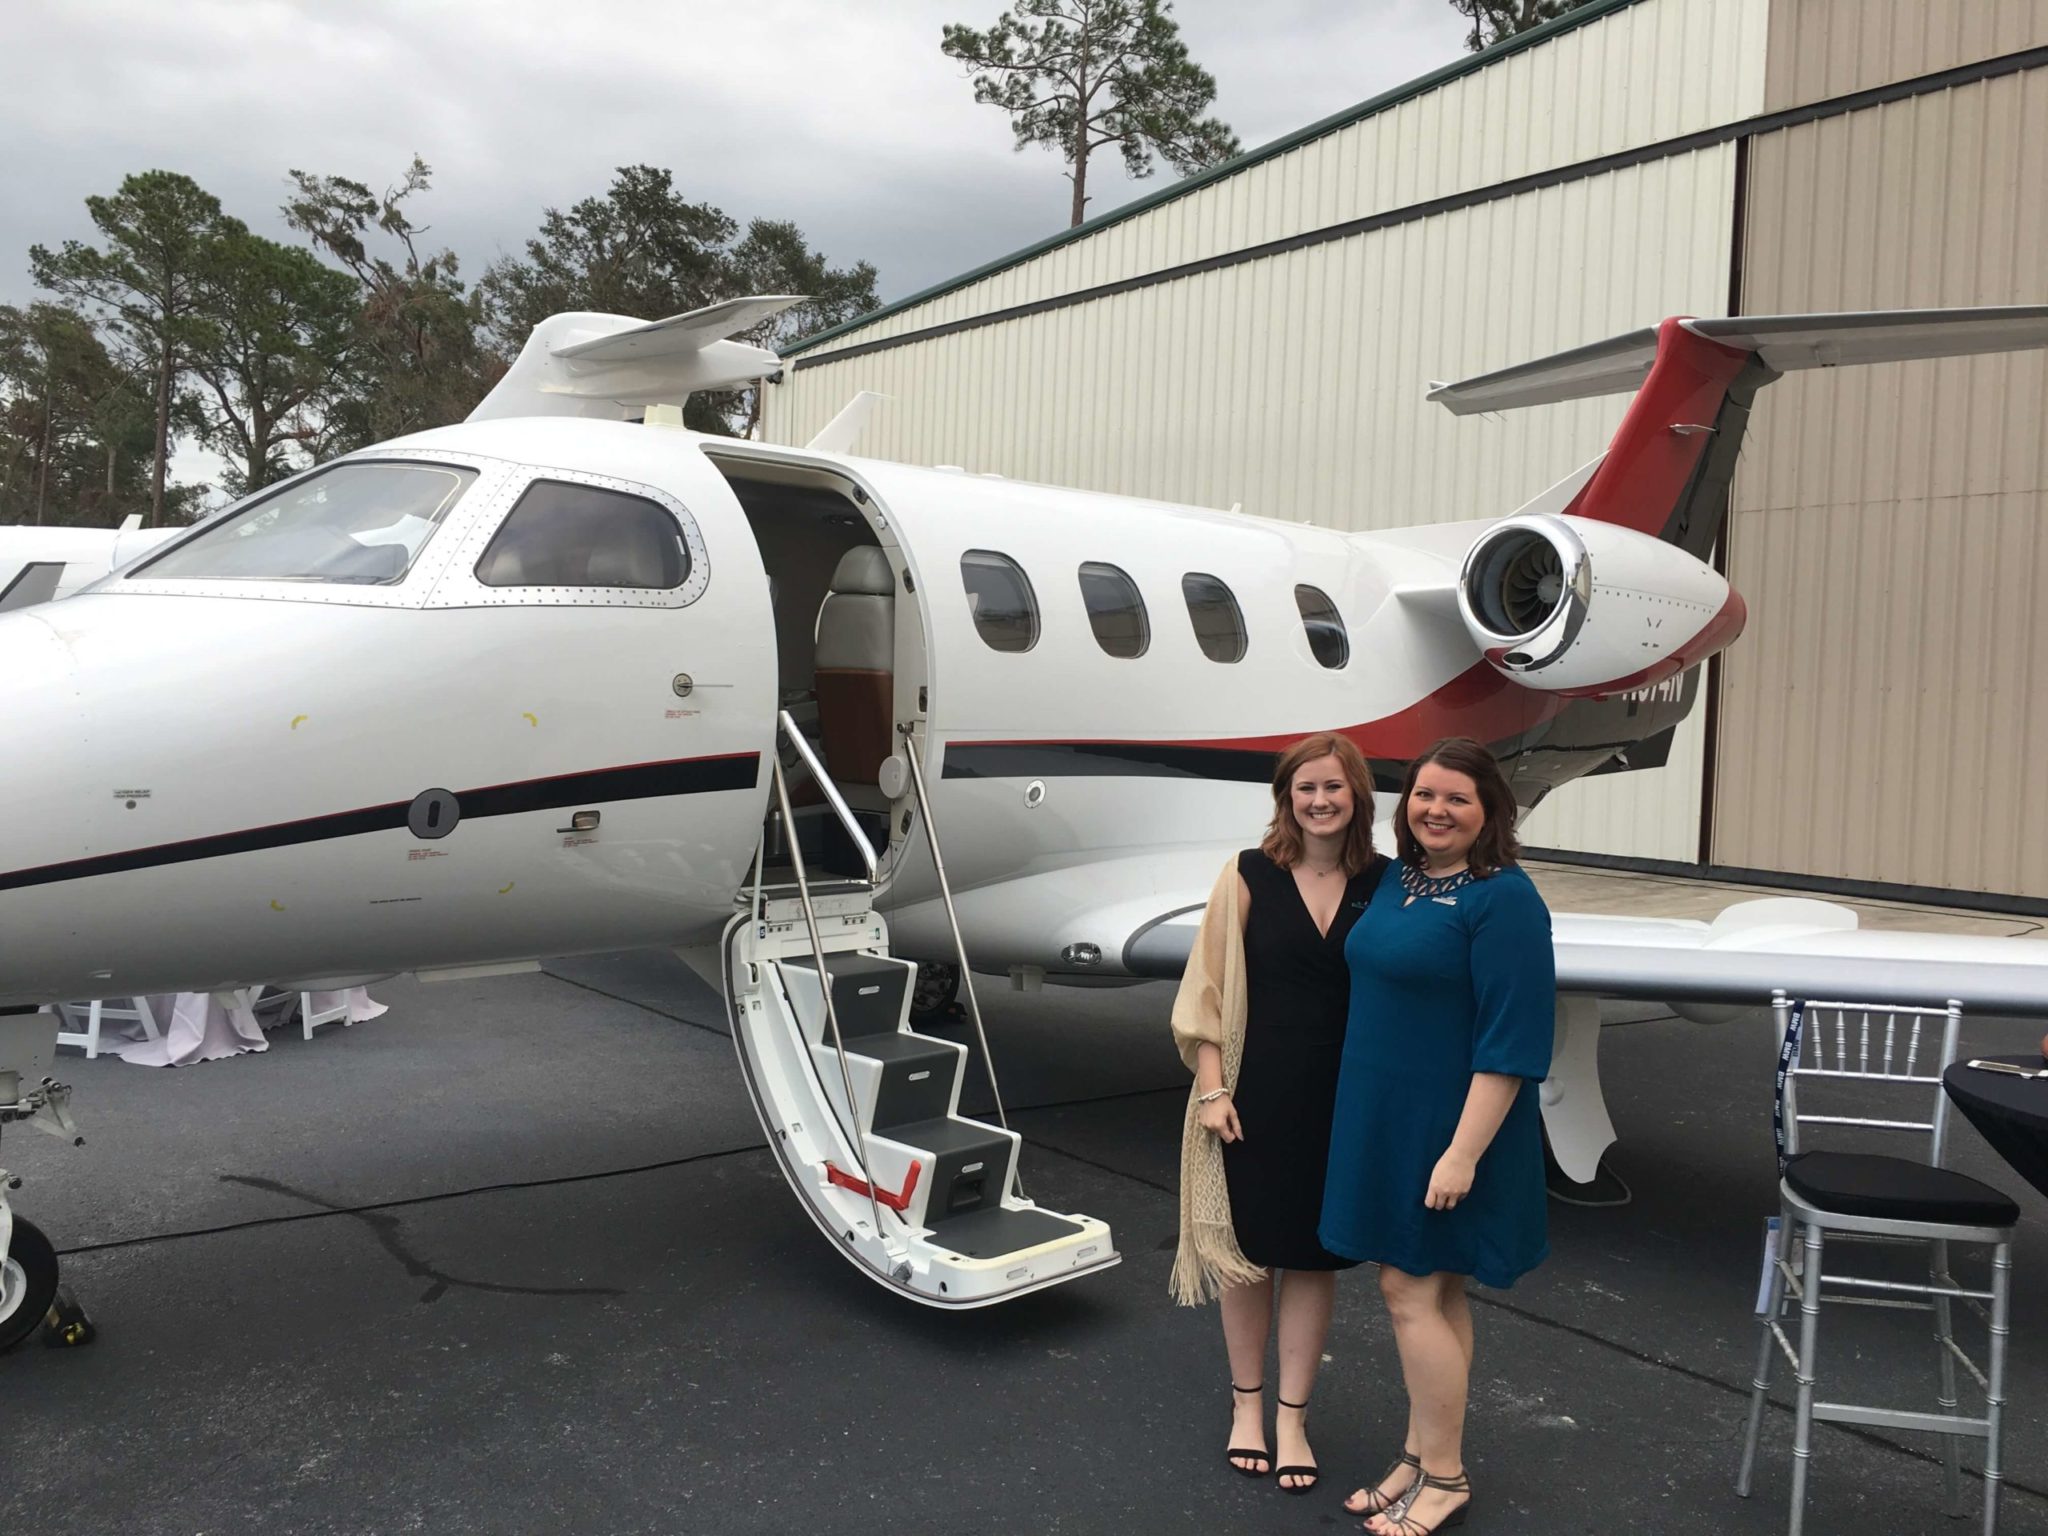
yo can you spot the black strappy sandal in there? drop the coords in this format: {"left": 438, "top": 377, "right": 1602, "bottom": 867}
{"left": 1371, "top": 1467, "right": 1471, "bottom": 1535}
{"left": 1272, "top": 1395, "right": 1318, "bottom": 1494}
{"left": 1344, "top": 1451, "right": 1420, "bottom": 1518}
{"left": 1225, "top": 1382, "right": 1270, "bottom": 1477}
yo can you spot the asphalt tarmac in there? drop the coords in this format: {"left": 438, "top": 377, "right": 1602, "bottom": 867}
{"left": 4, "top": 951, "right": 2044, "bottom": 1535}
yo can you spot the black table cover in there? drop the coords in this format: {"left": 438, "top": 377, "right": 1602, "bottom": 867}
{"left": 1944, "top": 1054, "right": 2048, "bottom": 1202}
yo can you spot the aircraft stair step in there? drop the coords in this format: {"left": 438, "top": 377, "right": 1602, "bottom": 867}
{"left": 722, "top": 797, "right": 1116, "bottom": 1306}
{"left": 836, "top": 1030, "right": 963, "bottom": 1127}
{"left": 875, "top": 1115, "right": 1017, "bottom": 1221}
{"left": 926, "top": 1204, "right": 1086, "bottom": 1261}
{"left": 780, "top": 952, "right": 911, "bottom": 1039}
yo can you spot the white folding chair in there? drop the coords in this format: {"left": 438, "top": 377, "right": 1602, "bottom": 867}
{"left": 52, "top": 997, "right": 161, "bottom": 1061}
{"left": 294, "top": 992, "right": 352, "bottom": 1040}
{"left": 1736, "top": 993, "right": 2018, "bottom": 1535}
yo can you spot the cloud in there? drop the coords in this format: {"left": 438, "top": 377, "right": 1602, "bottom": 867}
{"left": 6, "top": 0, "right": 1467, "bottom": 315}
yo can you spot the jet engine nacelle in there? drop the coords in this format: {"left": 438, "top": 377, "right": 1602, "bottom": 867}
{"left": 1456, "top": 513, "right": 1742, "bottom": 697}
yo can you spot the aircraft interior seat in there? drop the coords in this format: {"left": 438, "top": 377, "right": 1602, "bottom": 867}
{"left": 813, "top": 545, "right": 894, "bottom": 786}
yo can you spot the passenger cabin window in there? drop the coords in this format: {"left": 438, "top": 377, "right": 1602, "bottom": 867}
{"left": 1181, "top": 572, "right": 1247, "bottom": 663}
{"left": 477, "top": 480, "right": 688, "bottom": 588}
{"left": 1078, "top": 561, "right": 1148, "bottom": 658}
{"left": 960, "top": 549, "right": 1038, "bottom": 652}
{"left": 135, "top": 461, "right": 475, "bottom": 585}
{"left": 1295, "top": 584, "right": 1349, "bottom": 669}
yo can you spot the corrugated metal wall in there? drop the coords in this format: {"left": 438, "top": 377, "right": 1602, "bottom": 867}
{"left": 763, "top": 0, "right": 1773, "bottom": 863}
{"left": 1713, "top": 58, "right": 2048, "bottom": 898}
{"left": 786, "top": 0, "right": 1768, "bottom": 358}
{"left": 1765, "top": 0, "right": 2048, "bottom": 110}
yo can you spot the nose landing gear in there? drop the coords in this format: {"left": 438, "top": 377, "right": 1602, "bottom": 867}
{"left": 2, "top": 1006, "right": 90, "bottom": 1353}
{"left": 0, "top": 1213, "right": 58, "bottom": 1353}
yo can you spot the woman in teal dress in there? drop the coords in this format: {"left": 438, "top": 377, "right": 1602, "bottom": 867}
{"left": 1318, "top": 737, "right": 1555, "bottom": 1536}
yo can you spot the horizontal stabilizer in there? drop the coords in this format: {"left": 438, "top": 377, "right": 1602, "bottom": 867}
{"left": 1430, "top": 305, "right": 2048, "bottom": 415}
{"left": 552, "top": 296, "right": 805, "bottom": 363}
{"left": 467, "top": 296, "right": 809, "bottom": 423}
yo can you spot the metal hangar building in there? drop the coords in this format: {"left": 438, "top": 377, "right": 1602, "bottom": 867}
{"left": 763, "top": 0, "right": 2048, "bottom": 908}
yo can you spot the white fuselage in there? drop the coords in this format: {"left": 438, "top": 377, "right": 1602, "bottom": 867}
{"left": 0, "top": 417, "right": 1726, "bottom": 1005}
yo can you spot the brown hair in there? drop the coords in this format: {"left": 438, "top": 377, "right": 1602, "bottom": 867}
{"left": 1260, "top": 733, "right": 1380, "bottom": 875}
{"left": 1392, "top": 736, "right": 1521, "bottom": 878}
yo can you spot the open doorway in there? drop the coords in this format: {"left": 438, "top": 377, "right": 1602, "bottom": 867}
{"left": 704, "top": 452, "right": 925, "bottom": 886}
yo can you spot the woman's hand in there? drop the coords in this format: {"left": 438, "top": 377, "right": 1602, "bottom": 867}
{"left": 1198, "top": 1093, "right": 1243, "bottom": 1143}
{"left": 1424, "top": 1149, "right": 1476, "bottom": 1209}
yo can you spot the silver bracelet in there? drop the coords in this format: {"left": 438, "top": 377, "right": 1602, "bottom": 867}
{"left": 1197, "top": 1087, "right": 1231, "bottom": 1105}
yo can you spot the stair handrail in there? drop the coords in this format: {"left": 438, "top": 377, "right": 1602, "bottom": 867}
{"left": 896, "top": 723, "right": 1019, "bottom": 1198}
{"left": 776, "top": 709, "right": 878, "bottom": 883}
{"left": 768, "top": 728, "right": 886, "bottom": 1241}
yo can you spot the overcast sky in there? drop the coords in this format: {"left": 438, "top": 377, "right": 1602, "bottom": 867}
{"left": 6, "top": 0, "right": 1470, "bottom": 308}
{"left": 6, "top": 1, "right": 1470, "bottom": 485}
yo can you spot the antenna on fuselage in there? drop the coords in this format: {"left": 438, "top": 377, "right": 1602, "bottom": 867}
{"left": 806, "top": 391, "right": 887, "bottom": 454}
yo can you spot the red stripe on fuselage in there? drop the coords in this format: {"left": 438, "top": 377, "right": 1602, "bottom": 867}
{"left": 963, "top": 661, "right": 1567, "bottom": 763}
{"left": 1565, "top": 317, "right": 1753, "bottom": 534}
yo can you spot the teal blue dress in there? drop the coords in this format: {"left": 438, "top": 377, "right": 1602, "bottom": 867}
{"left": 1318, "top": 860, "right": 1555, "bottom": 1288}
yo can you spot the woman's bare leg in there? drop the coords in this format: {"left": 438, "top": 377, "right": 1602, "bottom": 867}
{"left": 1220, "top": 1275, "right": 1275, "bottom": 1470}
{"left": 1442, "top": 1273, "right": 1474, "bottom": 1370}
{"left": 1368, "top": 1267, "right": 1473, "bottom": 1535}
{"left": 1273, "top": 1269, "right": 1335, "bottom": 1487}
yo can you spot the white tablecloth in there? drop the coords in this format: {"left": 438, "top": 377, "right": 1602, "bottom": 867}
{"left": 106, "top": 988, "right": 387, "bottom": 1067}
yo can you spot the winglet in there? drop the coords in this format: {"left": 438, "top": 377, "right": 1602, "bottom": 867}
{"left": 468, "top": 296, "right": 806, "bottom": 423}
{"left": 805, "top": 391, "right": 887, "bottom": 454}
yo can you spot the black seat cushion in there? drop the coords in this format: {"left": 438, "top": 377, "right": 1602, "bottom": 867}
{"left": 1785, "top": 1151, "right": 2020, "bottom": 1229}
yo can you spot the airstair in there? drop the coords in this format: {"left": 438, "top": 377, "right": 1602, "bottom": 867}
{"left": 720, "top": 714, "right": 1117, "bottom": 1306}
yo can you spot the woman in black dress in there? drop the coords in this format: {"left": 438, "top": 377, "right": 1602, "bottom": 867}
{"left": 1171, "top": 732, "right": 1382, "bottom": 1495}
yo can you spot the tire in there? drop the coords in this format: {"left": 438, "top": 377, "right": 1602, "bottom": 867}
{"left": 908, "top": 960, "right": 961, "bottom": 1024}
{"left": 0, "top": 1215, "right": 58, "bottom": 1353}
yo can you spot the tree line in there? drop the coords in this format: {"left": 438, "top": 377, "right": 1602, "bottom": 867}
{"left": 3, "top": 159, "right": 878, "bottom": 528}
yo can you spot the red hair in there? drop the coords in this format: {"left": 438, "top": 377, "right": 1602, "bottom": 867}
{"left": 1259, "top": 733, "right": 1379, "bottom": 874}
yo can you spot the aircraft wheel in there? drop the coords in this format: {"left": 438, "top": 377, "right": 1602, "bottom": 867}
{"left": 909, "top": 961, "right": 961, "bottom": 1024}
{"left": 0, "top": 1217, "right": 59, "bottom": 1353}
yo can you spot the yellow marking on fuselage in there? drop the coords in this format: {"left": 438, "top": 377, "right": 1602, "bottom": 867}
{"left": 290, "top": 715, "right": 309, "bottom": 730}
{"left": 521, "top": 712, "right": 539, "bottom": 728}
{"left": 498, "top": 881, "right": 516, "bottom": 895}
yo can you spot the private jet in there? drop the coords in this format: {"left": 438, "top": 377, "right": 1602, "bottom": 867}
{"left": 4, "top": 296, "right": 2047, "bottom": 1338}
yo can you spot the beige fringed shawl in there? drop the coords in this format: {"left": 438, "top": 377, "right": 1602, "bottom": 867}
{"left": 1168, "top": 855, "right": 1267, "bottom": 1305}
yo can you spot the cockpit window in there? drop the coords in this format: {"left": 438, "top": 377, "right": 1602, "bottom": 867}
{"left": 474, "top": 479, "right": 690, "bottom": 588}
{"left": 134, "top": 461, "right": 475, "bottom": 585}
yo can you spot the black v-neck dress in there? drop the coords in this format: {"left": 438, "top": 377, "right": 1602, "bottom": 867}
{"left": 1220, "top": 848, "right": 1377, "bottom": 1271}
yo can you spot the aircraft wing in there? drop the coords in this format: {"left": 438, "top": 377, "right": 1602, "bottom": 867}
{"left": 886, "top": 845, "right": 1241, "bottom": 984}
{"left": 1428, "top": 305, "right": 2048, "bottom": 415}
{"left": 1105, "top": 880, "right": 2048, "bottom": 1021}
{"left": 1551, "top": 900, "right": 2048, "bottom": 1016}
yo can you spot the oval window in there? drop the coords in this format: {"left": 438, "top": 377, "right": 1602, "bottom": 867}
{"left": 1078, "top": 562, "right": 1148, "bottom": 659}
{"left": 1295, "top": 584, "right": 1349, "bottom": 669}
{"left": 960, "top": 549, "right": 1039, "bottom": 653}
{"left": 1181, "top": 572, "right": 1247, "bottom": 663}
